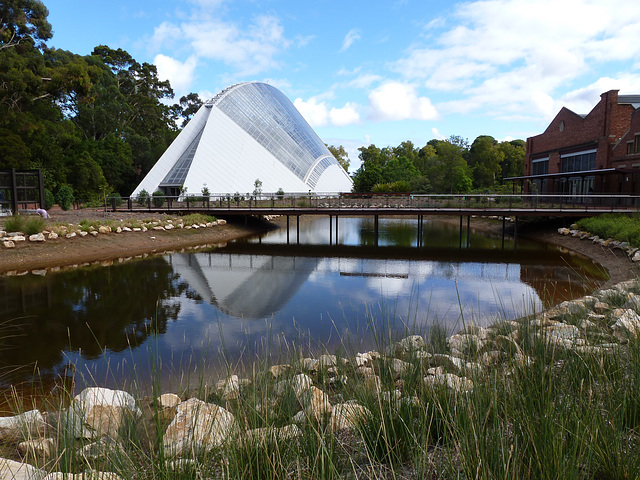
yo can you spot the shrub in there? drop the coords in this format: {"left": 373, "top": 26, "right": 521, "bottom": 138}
{"left": 23, "top": 216, "right": 45, "bottom": 235}
{"left": 276, "top": 188, "right": 285, "bottom": 198}
{"left": 108, "top": 192, "right": 123, "bottom": 207}
{"left": 136, "top": 189, "right": 150, "bottom": 206}
{"left": 3, "top": 215, "right": 24, "bottom": 233}
{"left": 44, "top": 188, "right": 55, "bottom": 210}
{"left": 56, "top": 185, "right": 74, "bottom": 211}
{"left": 152, "top": 190, "right": 165, "bottom": 207}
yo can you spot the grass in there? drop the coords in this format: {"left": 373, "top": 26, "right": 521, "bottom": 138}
{"left": 4, "top": 282, "right": 640, "bottom": 479}
{"left": 2, "top": 214, "right": 46, "bottom": 235}
{"left": 576, "top": 213, "right": 640, "bottom": 247}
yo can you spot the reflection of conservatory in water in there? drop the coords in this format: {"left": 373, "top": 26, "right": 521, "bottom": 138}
{"left": 514, "top": 90, "right": 640, "bottom": 196}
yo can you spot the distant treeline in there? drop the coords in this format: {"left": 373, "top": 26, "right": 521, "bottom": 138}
{"left": 347, "top": 136, "right": 525, "bottom": 194}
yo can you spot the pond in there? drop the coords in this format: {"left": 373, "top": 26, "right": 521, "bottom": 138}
{"left": 0, "top": 216, "right": 607, "bottom": 397}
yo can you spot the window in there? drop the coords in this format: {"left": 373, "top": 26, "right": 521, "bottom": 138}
{"left": 531, "top": 158, "right": 548, "bottom": 176}
{"left": 560, "top": 150, "right": 596, "bottom": 173}
{"left": 629, "top": 142, "right": 635, "bottom": 155}
{"left": 635, "top": 135, "right": 640, "bottom": 154}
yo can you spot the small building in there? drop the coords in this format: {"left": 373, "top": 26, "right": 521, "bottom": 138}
{"left": 516, "top": 90, "right": 640, "bottom": 196}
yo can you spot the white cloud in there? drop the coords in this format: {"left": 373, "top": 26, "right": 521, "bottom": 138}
{"left": 294, "top": 97, "right": 329, "bottom": 127}
{"left": 431, "top": 127, "right": 446, "bottom": 140}
{"left": 154, "top": 54, "right": 197, "bottom": 93}
{"left": 330, "top": 103, "right": 360, "bottom": 126}
{"left": 341, "top": 29, "right": 360, "bottom": 52}
{"left": 393, "top": 0, "right": 640, "bottom": 121}
{"left": 368, "top": 82, "right": 438, "bottom": 121}
{"left": 294, "top": 98, "right": 360, "bottom": 127}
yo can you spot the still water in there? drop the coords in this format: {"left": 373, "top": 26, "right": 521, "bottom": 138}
{"left": 0, "top": 217, "right": 607, "bottom": 394}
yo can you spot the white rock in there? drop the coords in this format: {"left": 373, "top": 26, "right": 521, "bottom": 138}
{"left": 424, "top": 373, "right": 474, "bottom": 392}
{"left": 242, "top": 424, "right": 301, "bottom": 446}
{"left": 0, "top": 410, "right": 45, "bottom": 441}
{"left": 163, "top": 398, "right": 236, "bottom": 457}
{"left": 291, "top": 374, "right": 313, "bottom": 398}
{"left": 28, "top": 233, "right": 45, "bottom": 242}
{"left": 65, "top": 232, "right": 76, "bottom": 239}
{"left": 64, "top": 387, "right": 141, "bottom": 440}
{"left": 12, "top": 235, "right": 26, "bottom": 242}
{"left": 330, "top": 403, "right": 370, "bottom": 432}
{"left": 612, "top": 309, "right": 640, "bottom": 341}
{"left": 299, "top": 386, "right": 332, "bottom": 423}
{"left": 0, "top": 458, "right": 45, "bottom": 480}
{"left": 158, "top": 394, "right": 181, "bottom": 409}
{"left": 98, "top": 226, "right": 111, "bottom": 234}
{"left": 3, "top": 240, "right": 15, "bottom": 248}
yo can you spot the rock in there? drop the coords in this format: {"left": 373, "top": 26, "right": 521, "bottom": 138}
{"left": 557, "top": 227, "right": 570, "bottom": 235}
{"left": 317, "top": 354, "right": 337, "bottom": 368}
{"left": 98, "top": 226, "right": 111, "bottom": 234}
{"left": 291, "top": 374, "right": 313, "bottom": 398}
{"left": 217, "top": 375, "right": 240, "bottom": 401}
{"left": 3, "top": 240, "right": 15, "bottom": 248}
{"left": 164, "top": 224, "right": 174, "bottom": 230}
{"left": 388, "top": 358, "right": 410, "bottom": 378}
{"left": 0, "top": 458, "right": 45, "bottom": 480}
{"left": 330, "top": 403, "right": 370, "bottom": 432}
{"left": 65, "top": 232, "right": 76, "bottom": 239}
{"left": 268, "top": 364, "right": 290, "bottom": 378}
{"left": 78, "top": 437, "right": 125, "bottom": 460}
{"left": 448, "top": 333, "right": 484, "bottom": 356}
{"left": 12, "top": 235, "right": 26, "bottom": 242}
{"left": 158, "top": 393, "right": 181, "bottom": 409}
{"left": 301, "top": 358, "right": 317, "bottom": 371}
{"left": 387, "top": 335, "right": 426, "bottom": 359}
{"left": 593, "top": 301, "right": 609, "bottom": 314}
{"left": 121, "top": 227, "right": 131, "bottom": 232}
{"left": 28, "top": 233, "right": 45, "bottom": 242}
{"left": 611, "top": 309, "right": 640, "bottom": 341}
{"left": 78, "top": 231, "right": 88, "bottom": 237}
{"left": 17, "top": 437, "right": 54, "bottom": 460}
{"left": 633, "top": 251, "right": 640, "bottom": 262}
{"left": 543, "top": 323, "right": 580, "bottom": 342}
{"left": 362, "top": 374, "right": 381, "bottom": 393}
{"left": 355, "top": 352, "right": 373, "bottom": 367}
{"left": 424, "top": 373, "right": 474, "bottom": 392}
{"left": 430, "top": 354, "right": 465, "bottom": 373}
{"left": 217, "top": 219, "right": 227, "bottom": 225}
{"left": 163, "top": 397, "right": 236, "bottom": 457}
{"left": 299, "top": 386, "right": 332, "bottom": 423}
{"left": 43, "top": 471, "right": 123, "bottom": 480}
{"left": 242, "top": 424, "right": 301, "bottom": 445}
{"left": 64, "top": 387, "right": 141, "bottom": 440}
{"left": 152, "top": 226, "right": 165, "bottom": 231}
{"left": 0, "top": 410, "right": 45, "bottom": 441}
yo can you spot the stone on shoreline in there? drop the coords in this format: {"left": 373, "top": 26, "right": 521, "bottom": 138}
{"left": 0, "top": 410, "right": 45, "bottom": 442}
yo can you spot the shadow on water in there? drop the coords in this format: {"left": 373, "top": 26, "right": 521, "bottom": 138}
{"left": 0, "top": 217, "right": 608, "bottom": 399}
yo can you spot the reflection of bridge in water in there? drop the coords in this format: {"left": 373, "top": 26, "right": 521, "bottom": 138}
{"left": 168, "top": 242, "right": 587, "bottom": 319}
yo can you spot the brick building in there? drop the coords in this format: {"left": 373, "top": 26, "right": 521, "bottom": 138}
{"left": 517, "top": 90, "right": 640, "bottom": 196}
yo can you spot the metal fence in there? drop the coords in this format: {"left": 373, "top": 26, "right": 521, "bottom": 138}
{"left": 105, "top": 192, "right": 640, "bottom": 214}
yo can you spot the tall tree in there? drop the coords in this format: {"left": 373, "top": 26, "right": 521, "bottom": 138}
{"left": 0, "top": 0, "right": 52, "bottom": 50}
{"left": 327, "top": 144, "right": 350, "bottom": 172}
{"left": 499, "top": 139, "right": 525, "bottom": 182}
{"left": 468, "top": 135, "right": 504, "bottom": 189}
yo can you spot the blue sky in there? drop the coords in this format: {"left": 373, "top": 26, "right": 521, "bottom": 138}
{"left": 44, "top": 0, "right": 640, "bottom": 171}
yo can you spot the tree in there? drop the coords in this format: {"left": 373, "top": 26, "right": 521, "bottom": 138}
{"left": 173, "top": 93, "right": 203, "bottom": 125}
{"left": 468, "top": 135, "right": 504, "bottom": 189}
{"left": 499, "top": 140, "right": 525, "bottom": 182}
{"left": 426, "top": 139, "right": 472, "bottom": 193}
{"left": 0, "top": 0, "right": 52, "bottom": 50}
{"left": 253, "top": 178, "right": 263, "bottom": 196}
{"left": 327, "top": 144, "right": 350, "bottom": 172}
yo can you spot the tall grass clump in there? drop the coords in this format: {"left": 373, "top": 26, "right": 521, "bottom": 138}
{"left": 576, "top": 213, "right": 640, "bottom": 246}
{"left": 2, "top": 214, "right": 24, "bottom": 232}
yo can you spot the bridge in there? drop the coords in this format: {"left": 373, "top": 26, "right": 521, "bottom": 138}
{"left": 107, "top": 192, "right": 640, "bottom": 245}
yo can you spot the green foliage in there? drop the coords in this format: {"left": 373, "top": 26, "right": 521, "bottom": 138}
{"left": 55, "top": 185, "right": 74, "bottom": 210}
{"left": 576, "top": 213, "right": 640, "bottom": 247}
{"left": 108, "top": 192, "right": 123, "bottom": 207}
{"left": 253, "top": 178, "right": 263, "bottom": 197}
{"left": 23, "top": 215, "right": 45, "bottom": 235}
{"left": 44, "top": 188, "right": 55, "bottom": 209}
{"left": 327, "top": 144, "right": 350, "bottom": 172}
{"left": 151, "top": 190, "right": 165, "bottom": 207}
{"left": 276, "top": 187, "right": 284, "bottom": 198}
{"left": 3, "top": 215, "right": 24, "bottom": 232}
{"left": 136, "top": 189, "right": 149, "bottom": 206}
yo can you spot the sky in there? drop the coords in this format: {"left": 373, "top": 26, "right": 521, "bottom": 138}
{"left": 43, "top": 0, "right": 640, "bottom": 171}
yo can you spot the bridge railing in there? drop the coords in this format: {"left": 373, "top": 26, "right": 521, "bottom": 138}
{"left": 105, "top": 192, "right": 640, "bottom": 213}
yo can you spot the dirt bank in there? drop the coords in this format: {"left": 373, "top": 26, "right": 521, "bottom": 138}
{"left": 0, "top": 210, "right": 267, "bottom": 274}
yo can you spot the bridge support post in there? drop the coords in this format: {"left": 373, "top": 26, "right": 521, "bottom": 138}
{"left": 335, "top": 215, "right": 339, "bottom": 243}
{"left": 329, "top": 215, "right": 333, "bottom": 245}
{"left": 514, "top": 216, "right": 518, "bottom": 246}
{"left": 467, "top": 216, "right": 470, "bottom": 247}
{"left": 374, "top": 215, "right": 379, "bottom": 246}
{"left": 297, "top": 215, "right": 300, "bottom": 244}
{"left": 286, "top": 215, "right": 290, "bottom": 244}
{"left": 502, "top": 216, "right": 506, "bottom": 250}
{"left": 459, "top": 216, "right": 463, "bottom": 248}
